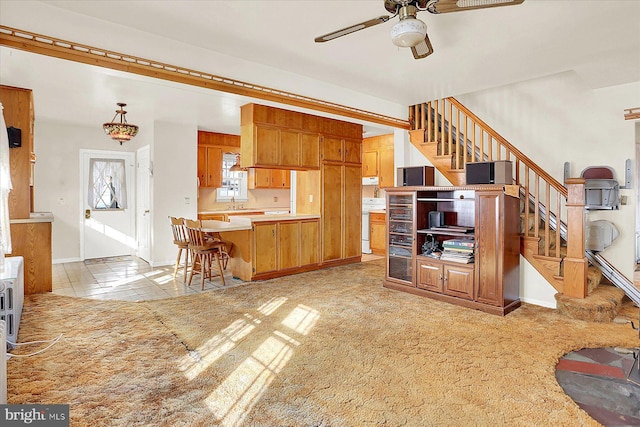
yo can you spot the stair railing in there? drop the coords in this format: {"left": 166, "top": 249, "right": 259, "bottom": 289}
{"left": 409, "top": 98, "right": 589, "bottom": 297}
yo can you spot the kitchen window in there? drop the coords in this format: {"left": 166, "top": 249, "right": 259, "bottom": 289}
{"left": 217, "top": 153, "right": 248, "bottom": 202}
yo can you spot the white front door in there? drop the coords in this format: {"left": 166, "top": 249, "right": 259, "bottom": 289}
{"left": 80, "top": 149, "right": 136, "bottom": 260}
{"left": 136, "top": 145, "right": 151, "bottom": 262}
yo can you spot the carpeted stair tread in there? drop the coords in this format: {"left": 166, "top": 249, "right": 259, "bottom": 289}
{"left": 555, "top": 284, "right": 626, "bottom": 322}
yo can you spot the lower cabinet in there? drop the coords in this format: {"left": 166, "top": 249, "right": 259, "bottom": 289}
{"left": 369, "top": 211, "right": 386, "bottom": 255}
{"left": 417, "top": 257, "right": 474, "bottom": 300}
{"left": 253, "top": 222, "right": 278, "bottom": 275}
{"left": 252, "top": 219, "right": 319, "bottom": 277}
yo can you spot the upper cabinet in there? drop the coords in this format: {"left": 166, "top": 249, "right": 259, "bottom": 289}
{"left": 362, "top": 134, "right": 394, "bottom": 188}
{"left": 197, "top": 131, "right": 240, "bottom": 188}
{"left": 322, "top": 137, "right": 361, "bottom": 164}
{"left": 240, "top": 103, "right": 361, "bottom": 170}
{"left": 248, "top": 168, "right": 291, "bottom": 189}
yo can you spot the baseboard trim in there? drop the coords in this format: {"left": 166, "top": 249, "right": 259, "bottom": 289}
{"left": 53, "top": 257, "right": 82, "bottom": 264}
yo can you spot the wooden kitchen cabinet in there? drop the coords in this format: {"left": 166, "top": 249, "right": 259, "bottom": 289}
{"left": 248, "top": 168, "right": 290, "bottom": 189}
{"left": 369, "top": 211, "right": 386, "bottom": 255}
{"left": 322, "top": 163, "right": 361, "bottom": 262}
{"left": 197, "top": 145, "right": 222, "bottom": 188}
{"left": 253, "top": 222, "right": 277, "bottom": 274}
{"left": 362, "top": 150, "right": 378, "bottom": 177}
{"left": 378, "top": 143, "right": 395, "bottom": 188}
{"left": 343, "top": 164, "right": 362, "bottom": 258}
{"left": 323, "top": 137, "right": 361, "bottom": 164}
{"left": 322, "top": 163, "right": 342, "bottom": 262}
{"left": 300, "top": 133, "right": 320, "bottom": 169}
{"left": 197, "top": 131, "right": 240, "bottom": 188}
{"left": 248, "top": 218, "right": 320, "bottom": 278}
{"left": 300, "top": 219, "right": 319, "bottom": 266}
{"left": 362, "top": 134, "right": 394, "bottom": 188}
{"left": 384, "top": 186, "right": 520, "bottom": 316}
{"left": 242, "top": 121, "right": 320, "bottom": 170}
{"left": 279, "top": 221, "right": 300, "bottom": 270}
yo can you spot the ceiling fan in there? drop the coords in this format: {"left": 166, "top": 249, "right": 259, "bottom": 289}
{"left": 314, "top": 0, "right": 525, "bottom": 60}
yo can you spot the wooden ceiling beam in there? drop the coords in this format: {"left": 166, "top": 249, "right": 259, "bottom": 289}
{"left": 0, "top": 25, "right": 410, "bottom": 130}
{"left": 624, "top": 108, "right": 640, "bottom": 121}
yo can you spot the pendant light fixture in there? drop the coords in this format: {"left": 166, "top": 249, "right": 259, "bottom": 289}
{"left": 103, "top": 102, "right": 139, "bottom": 145}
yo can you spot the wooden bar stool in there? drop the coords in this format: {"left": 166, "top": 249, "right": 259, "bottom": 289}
{"left": 185, "top": 219, "right": 226, "bottom": 289}
{"left": 169, "top": 216, "right": 190, "bottom": 282}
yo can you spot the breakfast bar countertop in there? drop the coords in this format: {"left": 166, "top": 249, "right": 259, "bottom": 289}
{"left": 229, "top": 214, "right": 321, "bottom": 224}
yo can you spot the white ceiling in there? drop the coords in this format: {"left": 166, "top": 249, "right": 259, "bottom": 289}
{"left": 1, "top": 0, "right": 639, "bottom": 136}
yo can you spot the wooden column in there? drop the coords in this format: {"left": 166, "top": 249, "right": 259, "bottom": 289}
{"left": 563, "top": 178, "right": 588, "bottom": 298}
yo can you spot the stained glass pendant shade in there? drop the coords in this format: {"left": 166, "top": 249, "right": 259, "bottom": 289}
{"left": 103, "top": 103, "right": 139, "bottom": 145}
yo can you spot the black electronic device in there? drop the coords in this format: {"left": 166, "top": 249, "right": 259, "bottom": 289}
{"left": 7, "top": 126, "right": 21, "bottom": 148}
{"left": 397, "top": 165, "right": 435, "bottom": 187}
{"left": 465, "top": 161, "right": 512, "bottom": 185}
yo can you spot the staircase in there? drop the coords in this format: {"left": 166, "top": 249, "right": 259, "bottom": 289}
{"left": 407, "top": 98, "right": 638, "bottom": 321}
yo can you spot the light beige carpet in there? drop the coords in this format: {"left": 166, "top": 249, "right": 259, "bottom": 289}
{"left": 9, "top": 260, "right": 638, "bottom": 426}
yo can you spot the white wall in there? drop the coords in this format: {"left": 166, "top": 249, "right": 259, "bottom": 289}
{"left": 456, "top": 72, "right": 639, "bottom": 280}
{"left": 33, "top": 120, "right": 146, "bottom": 262}
{"left": 150, "top": 121, "right": 198, "bottom": 267}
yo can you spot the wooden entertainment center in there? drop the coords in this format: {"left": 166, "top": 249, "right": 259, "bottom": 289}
{"left": 383, "top": 185, "right": 521, "bottom": 316}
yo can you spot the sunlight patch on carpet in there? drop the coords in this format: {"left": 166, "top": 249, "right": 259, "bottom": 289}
{"left": 281, "top": 304, "right": 319, "bottom": 336}
{"left": 205, "top": 334, "right": 295, "bottom": 427}
{"left": 179, "top": 318, "right": 256, "bottom": 381}
{"left": 257, "top": 296, "right": 288, "bottom": 316}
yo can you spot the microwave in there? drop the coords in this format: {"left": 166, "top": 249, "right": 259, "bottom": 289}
{"left": 397, "top": 166, "right": 435, "bottom": 187}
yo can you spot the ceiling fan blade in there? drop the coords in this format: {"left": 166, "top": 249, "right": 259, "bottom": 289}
{"left": 314, "top": 16, "right": 390, "bottom": 43}
{"left": 411, "top": 34, "right": 434, "bottom": 59}
{"left": 426, "top": 0, "right": 524, "bottom": 14}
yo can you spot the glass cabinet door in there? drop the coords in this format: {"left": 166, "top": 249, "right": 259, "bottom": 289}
{"left": 387, "top": 193, "right": 414, "bottom": 284}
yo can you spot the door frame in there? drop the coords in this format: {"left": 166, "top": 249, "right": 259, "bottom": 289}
{"left": 79, "top": 149, "right": 136, "bottom": 261}
{"left": 136, "top": 145, "right": 151, "bottom": 262}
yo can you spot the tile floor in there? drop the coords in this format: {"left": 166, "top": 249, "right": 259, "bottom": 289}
{"left": 53, "top": 254, "right": 385, "bottom": 302}
{"left": 52, "top": 256, "right": 243, "bottom": 301}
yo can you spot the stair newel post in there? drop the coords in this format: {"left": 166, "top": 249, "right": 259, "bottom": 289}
{"left": 564, "top": 178, "right": 588, "bottom": 298}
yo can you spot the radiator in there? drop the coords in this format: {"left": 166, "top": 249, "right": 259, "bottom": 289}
{"left": 0, "top": 256, "right": 24, "bottom": 346}
{"left": 0, "top": 319, "right": 6, "bottom": 404}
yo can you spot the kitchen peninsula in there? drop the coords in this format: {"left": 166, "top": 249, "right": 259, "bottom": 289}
{"left": 206, "top": 213, "right": 321, "bottom": 282}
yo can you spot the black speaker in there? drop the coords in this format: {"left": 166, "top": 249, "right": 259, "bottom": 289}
{"left": 428, "top": 211, "right": 443, "bottom": 229}
{"left": 7, "top": 126, "right": 21, "bottom": 148}
{"left": 465, "top": 161, "right": 512, "bottom": 185}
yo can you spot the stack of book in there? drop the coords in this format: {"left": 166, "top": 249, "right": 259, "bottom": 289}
{"left": 440, "top": 239, "right": 475, "bottom": 264}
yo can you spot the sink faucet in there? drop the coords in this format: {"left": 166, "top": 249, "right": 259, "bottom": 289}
{"left": 231, "top": 196, "right": 236, "bottom": 210}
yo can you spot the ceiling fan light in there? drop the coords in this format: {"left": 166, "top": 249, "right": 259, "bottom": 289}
{"left": 390, "top": 18, "right": 427, "bottom": 48}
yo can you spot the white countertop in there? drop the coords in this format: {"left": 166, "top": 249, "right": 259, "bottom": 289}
{"left": 199, "top": 208, "right": 290, "bottom": 215}
{"left": 229, "top": 214, "right": 320, "bottom": 224}
{"left": 200, "top": 220, "right": 252, "bottom": 232}
{"left": 9, "top": 212, "right": 54, "bottom": 224}
{"left": 201, "top": 214, "right": 320, "bottom": 232}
